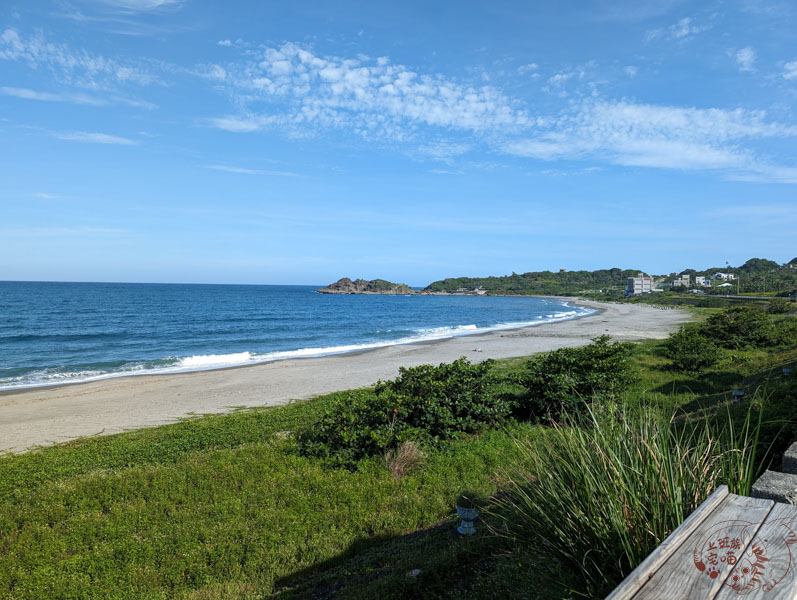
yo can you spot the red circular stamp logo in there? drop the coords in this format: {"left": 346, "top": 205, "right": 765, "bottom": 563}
{"left": 694, "top": 518, "right": 797, "bottom": 594}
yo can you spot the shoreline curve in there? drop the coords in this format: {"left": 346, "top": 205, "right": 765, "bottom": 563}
{"left": 0, "top": 298, "right": 691, "bottom": 454}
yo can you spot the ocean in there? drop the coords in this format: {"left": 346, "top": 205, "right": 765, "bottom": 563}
{"left": 0, "top": 282, "right": 594, "bottom": 391}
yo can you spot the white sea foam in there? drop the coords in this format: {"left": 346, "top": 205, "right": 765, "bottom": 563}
{"left": 178, "top": 352, "right": 253, "bottom": 368}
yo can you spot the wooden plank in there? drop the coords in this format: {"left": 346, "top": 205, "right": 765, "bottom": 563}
{"left": 713, "top": 501, "right": 797, "bottom": 600}
{"left": 605, "top": 485, "right": 730, "bottom": 600}
{"left": 630, "top": 494, "right": 774, "bottom": 599}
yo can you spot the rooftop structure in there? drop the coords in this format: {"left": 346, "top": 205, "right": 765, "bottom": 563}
{"left": 712, "top": 272, "right": 736, "bottom": 281}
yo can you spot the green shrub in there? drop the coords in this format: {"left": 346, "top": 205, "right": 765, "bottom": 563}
{"left": 515, "top": 335, "right": 634, "bottom": 420}
{"left": 492, "top": 403, "right": 764, "bottom": 597}
{"left": 296, "top": 358, "right": 509, "bottom": 466}
{"left": 773, "top": 316, "right": 797, "bottom": 346}
{"left": 768, "top": 298, "right": 792, "bottom": 314}
{"left": 663, "top": 325, "right": 725, "bottom": 371}
{"left": 696, "top": 296, "right": 730, "bottom": 308}
{"left": 702, "top": 306, "right": 776, "bottom": 349}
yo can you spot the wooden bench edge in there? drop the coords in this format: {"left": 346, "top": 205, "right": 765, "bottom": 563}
{"left": 604, "top": 484, "right": 730, "bottom": 600}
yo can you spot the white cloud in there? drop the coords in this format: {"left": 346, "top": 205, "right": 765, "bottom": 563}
{"left": 209, "top": 115, "right": 276, "bottom": 133}
{"left": 218, "top": 40, "right": 232, "bottom": 47}
{"left": 0, "top": 85, "right": 155, "bottom": 110}
{"left": 0, "top": 27, "right": 158, "bottom": 88}
{"left": 203, "top": 165, "right": 298, "bottom": 176}
{"left": 417, "top": 141, "right": 471, "bottom": 160}
{"left": 646, "top": 17, "right": 710, "bottom": 41}
{"left": 504, "top": 100, "right": 797, "bottom": 182}
{"left": 33, "top": 192, "right": 62, "bottom": 199}
{"left": 54, "top": 131, "right": 138, "bottom": 145}
{"left": 428, "top": 169, "right": 463, "bottom": 175}
{"left": 670, "top": 17, "right": 708, "bottom": 38}
{"left": 195, "top": 63, "right": 226, "bottom": 80}
{"left": 735, "top": 47, "right": 757, "bottom": 72}
{"left": 0, "top": 86, "right": 106, "bottom": 105}
{"left": 784, "top": 60, "right": 797, "bottom": 80}
{"left": 624, "top": 66, "right": 638, "bottom": 77}
{"left": 2, "top": 226, "right": 131, "bottom": 237}
{"left": 209, "top": 42, "right": 530, "bottom": 139}
{"left": 95, "top": 0, "right": 182, "bottom": 11}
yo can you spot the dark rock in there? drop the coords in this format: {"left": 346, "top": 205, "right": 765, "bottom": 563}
{"left": 317, "top": 278, "right": 415, "bottom": 295}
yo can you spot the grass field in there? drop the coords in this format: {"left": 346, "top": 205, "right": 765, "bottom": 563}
{"left": 1, "top": 309, "right": 795, "bottom": 599}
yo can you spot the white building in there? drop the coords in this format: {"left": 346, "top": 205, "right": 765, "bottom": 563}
{"left": 626, "top": 273, "right": 654, "bottom": 296}
{"left": 672, "top": 273, "right": 691, "bottom": 288}
{"left": 695, "top": 276, "right": 711, "bottom": 287}
{"left": 712, "top": 272, "right": 736, "bottom": 281}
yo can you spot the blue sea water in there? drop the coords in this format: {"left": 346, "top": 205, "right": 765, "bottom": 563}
{"left": 0, "top": 282, "right": 594, "bottom": 390}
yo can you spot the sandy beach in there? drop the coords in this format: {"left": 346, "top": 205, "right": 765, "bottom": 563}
{"left": 0, "top": 299, "right": 690, "bottom": 454}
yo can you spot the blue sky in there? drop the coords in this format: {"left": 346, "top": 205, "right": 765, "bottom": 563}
{"left": 1, "top": 0, "right": 795, "bottom": 285}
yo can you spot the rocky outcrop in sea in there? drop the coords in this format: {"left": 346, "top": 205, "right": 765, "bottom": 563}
{"left": 316, "top": 278, "right": 415, "bottom": 295}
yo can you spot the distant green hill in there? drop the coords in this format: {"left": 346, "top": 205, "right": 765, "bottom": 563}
{"left": 423, "top": 257, "right": 797, "bottom": 296}
{"left": 423, "top": 268, "right": 643, "bottom": 296}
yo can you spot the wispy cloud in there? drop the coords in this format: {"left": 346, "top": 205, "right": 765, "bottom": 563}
{"left": 203, "top": 165, "right": 298, "bottom": 176}
{"left": 596, "top": 0, "right": 688, "bottom": 22}
{"left": 54, "top": 131, "right": 138, "bottom": 145}
{"left": 417, "top": 141, "right": 471, "bottom": 161}
{"left": 646, "top": 17, "right": 711, "bottom": 42}
{"left": 209, "top": 115, "right": 274, "bottom": 133}
{"left": 709, "top": 203, "right": 797, "bottom": 221}
{"left": 0, "top": 85, "right": 156, "bottom": 110}
{"left": 202, "top": 43, "right": 797, "bottom": 184}
{"left": 1, "top": 226, "right": 132, "bottom": 237}
{"left": 33, "top": 192, "right": 63, "bottom": 199}
{"left": 735, "top": 47, "right": 757, "bottom": 72}
{"left": 95, "top": 0, "right": 183, "bottom": 11}
{"left": 784, "top": 60, "right": 797, "bottom": 80}
{"left": 503, "top": 101, "right": 797, "bottom": 182}
{"left": 0, "top": 27, "right": 158, "bottom": 88}
{"left": 0, "top": 86, "right": 106, "bottom": 105}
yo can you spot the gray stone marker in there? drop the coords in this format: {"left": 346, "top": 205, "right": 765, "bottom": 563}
{"left": 751, "top": 470, "right": 797, "bottom": 505}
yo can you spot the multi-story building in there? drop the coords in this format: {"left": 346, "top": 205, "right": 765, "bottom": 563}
{"left": 672, "top": 273, "right": 691, "bottom": 288}
{"left": 695, "top": 276, "right": 711, "bottom": 287}
{"left": 626, "top": 273, "right": 654, "bottom": 296}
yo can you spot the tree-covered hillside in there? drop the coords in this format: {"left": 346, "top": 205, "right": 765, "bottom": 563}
{"left": 423, "top": 257, "right": 797, "bottom": 296}
{"left": 423, "top": 268, "right": 643, "bottom": 296}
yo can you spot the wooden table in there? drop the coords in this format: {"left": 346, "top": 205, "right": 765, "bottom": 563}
{"left": 606, "top": 485, "right": 797, "bottom": 599}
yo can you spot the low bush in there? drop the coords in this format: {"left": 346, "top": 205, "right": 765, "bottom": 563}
{"left": 663, "top": 325, "right": 725, "bottom": 371}
{"left": 296, "top": 358, "right": 509, "bottom": 466}
{"left": 696, "top": 296, "right": 730, "bottom": 308}
{"left": 773, "top": 317, "right": 797, "bottom": 346}
{"left": 768, "top": 297, "right": 792, "bottom": 314}
{"left": 702, "top": 306, "right": 776, "bottom": 349}
{"left": 514, "top": 335, "right": 634, "bottom": 420}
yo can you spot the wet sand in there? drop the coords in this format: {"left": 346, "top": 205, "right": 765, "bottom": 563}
{"left": 0, "top": 299, "right": 690, "bottom": 454}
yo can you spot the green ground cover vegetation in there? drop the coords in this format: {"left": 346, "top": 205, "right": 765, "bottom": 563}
{"left": 0, "top": 304, "right": 795, "bottom": 599}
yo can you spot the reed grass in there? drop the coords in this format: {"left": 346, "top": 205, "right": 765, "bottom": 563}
{"left": 491, "top": 398, "right": 768, "bottom": 597}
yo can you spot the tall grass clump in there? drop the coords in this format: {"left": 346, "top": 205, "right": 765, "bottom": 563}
{"left": 492, "top": 401, "right": 765, "bottom": 598}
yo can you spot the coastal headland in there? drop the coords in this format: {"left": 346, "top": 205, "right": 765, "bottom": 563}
{"left": 0, "top": 299, "right": 690, "bottom": 454}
